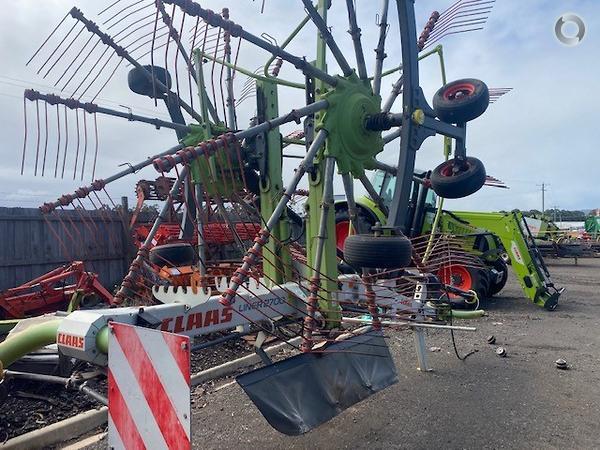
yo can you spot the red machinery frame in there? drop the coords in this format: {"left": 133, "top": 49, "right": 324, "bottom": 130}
{"left": 0, "top": 262, "right": 114, "bottom": 319}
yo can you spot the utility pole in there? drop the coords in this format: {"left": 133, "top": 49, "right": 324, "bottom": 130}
{"left": 537, "top": 183, "right": 549, "bottom": 216}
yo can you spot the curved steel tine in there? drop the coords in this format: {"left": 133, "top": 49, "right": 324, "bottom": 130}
{"left": 27, "top": 12, "right": 70, "bottom": 66}
{"left": 37, "top": 21, "right": 79, "bottom": 75}
{"left": 54, "top": 104, "right": 61, "bottom": 178}
{"left": 21, "top": 96, "right": 28, "bottom": 175}
{"left": 41, "top": 101, "right": 49, "bottom": 176}
{"left": 61, "top": 105, "right": 69, "bottom": 179}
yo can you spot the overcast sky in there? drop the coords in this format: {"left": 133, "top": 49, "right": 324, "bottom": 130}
{"left": 0, "top": 0, "right": 598, "bottom": 212}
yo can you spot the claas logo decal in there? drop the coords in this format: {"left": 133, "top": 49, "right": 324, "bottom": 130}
{"left": 161, "top": 306, "right": 233, "bottom": 333}
{"left": 58, "top": 332, "right": 85, "bottom": 349}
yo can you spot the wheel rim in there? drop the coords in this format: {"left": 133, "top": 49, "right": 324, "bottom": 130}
{"left": 443, "top": 82, "right": 476, "bottom": 101}
{"left": 438, "top": 264, "right": 473, "bottom": 296}
{"left": 439, "top": 159, "right": 471, "bottom": 178}
{"left": 335, "top": 221, "right": 352, "bottom": 253}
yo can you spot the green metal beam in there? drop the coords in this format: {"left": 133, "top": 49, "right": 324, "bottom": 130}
{"left": 256, "top": 80, "right": 293, "bottom": 285}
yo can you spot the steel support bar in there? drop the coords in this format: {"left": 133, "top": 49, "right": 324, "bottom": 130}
{"left": 40, "top": 143, "right": 184, "bottom": 212}
{"left": 359, "top": 172, "right": 388, "bottom": 216}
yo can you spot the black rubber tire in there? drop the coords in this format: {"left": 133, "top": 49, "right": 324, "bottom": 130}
{"left": 149, "top": 242, "right": 195, "bottom": 267}
{"left": 433, "top": 78, "right": 489, "bottom": 123}
{"left": 430, "top": 157, "right": 486, "bottom": 199}
{"left": 441, "top": 264, "right": 489, "bottom": 309}
{"left": 488, "top": 258, "right": 509, "bottom": 296}
{"left": 344, "top": 234, "right": 412, "bottom": 269}
{"left": 128, "top": 65, "right": 172, "bottom": 98}
{"left": 335, "top": 207, "right": 377, "bottom": 258}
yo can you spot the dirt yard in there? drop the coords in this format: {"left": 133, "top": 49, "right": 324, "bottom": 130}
{"left": 178, "top": 257, "right": 600, "bottom": 449}
{"left": 56, "top": 257, "right": 600, "bottom": 449}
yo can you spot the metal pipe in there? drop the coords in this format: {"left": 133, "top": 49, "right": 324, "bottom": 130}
{"left": 359, "top": 172, "right": 388, "bottom": 216}
{"left": 201, "top": 50, "right": 305, "bottom": 90}
{"left": 302, "top": 156, "right": 336, "bottom": 351}
{"left": 342, "top": 173, "right": 360, "bottom": 234}
{"left": 302, "top": 0, "right": 354, "bottom": 77}
{"left": 263, "top": 13, "right": 312, "bottom": 81}
{"left": 372, "top": 0, "right": 390, "bottom": 95}
{"left": 153, "top": 100, "right": 328, "bottom": 172}
{"left": 345, "top": 0, "right": 368, "bottom": 80}
{"left": 163, "top": 0, "right": 338, "bottom": 87}
{"left": 40, "top": 142, "right": 184, "bottom": 212}
{"left": 79, "top": 383, "right": 108, "bottom": 405}
{"left": 382, "top": 76, "right": 403, "bottom": 112}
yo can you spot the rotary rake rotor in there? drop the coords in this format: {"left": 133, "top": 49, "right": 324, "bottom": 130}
{"left": 17, "top": 0, "right": 502, "bottom": 437}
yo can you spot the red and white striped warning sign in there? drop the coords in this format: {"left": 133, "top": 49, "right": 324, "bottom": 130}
{"left": 108, "top": 322, "right": 191, "bottom": 450}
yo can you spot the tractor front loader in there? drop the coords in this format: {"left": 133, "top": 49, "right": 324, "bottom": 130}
{"left": 334, "top": 167, "right": 564, "bottom": 310}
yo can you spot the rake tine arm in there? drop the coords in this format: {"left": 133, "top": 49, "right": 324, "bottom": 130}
{"left": 152, "top": 99, "right": 329, "bottom": 172}
{"left": 219, "top": 129, "right": 328, "bottom": 307}
{"left": 302, "top": 0, "right": 354, "bottom": 77}
{"left": 359, "top": 172, "right": 388, "bottom": 216}
{"left": 69, "top": 7, "right": 204, "bottom": 123}
{"left": 345, "top": 0, "right": 368, "bottom": 80}
{"left": 39, "top": 141, "right": 185, "bottom": 213}
{"left": 161, "top": 0, "right": 338, "bottom": 87}
{"left": 25, "top": 90, "right": 191, "bottom": 134}
{"left": 372, "top": 0, "right": 390, "bottom": 96}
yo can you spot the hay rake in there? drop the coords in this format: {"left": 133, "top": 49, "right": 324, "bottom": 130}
{"left": 5, "top": 0, "right": 504, "bottom": 439}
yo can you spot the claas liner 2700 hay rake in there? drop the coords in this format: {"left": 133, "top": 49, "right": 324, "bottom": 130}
{"left": 3, "top": 0, "right": 499, "bottom": 439}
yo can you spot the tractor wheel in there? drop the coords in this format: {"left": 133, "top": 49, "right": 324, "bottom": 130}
{"left": 438, "top": 264, "right": 490, "bottom": 308}
{"left": 344, "top": 234, "right": 412, "bottom": 269}
{"left": 488, "top": 258, "right": 509, "bottom": 296}
{"left": 149, "top": 242, "right": 196, "bottom": 267}
{"left": 433, "top": 78, "right": 489, "bottom": 123}
{"left": 128, "top": 65, "right": 172, "bottom": 98}
{"left": 430, "top": 157, "right": 486, "bottom": 199}
{"left": 335, "top": 208, "right": 376, "bottom": 258}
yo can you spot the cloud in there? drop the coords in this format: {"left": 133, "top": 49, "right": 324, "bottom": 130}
{"left": 0, "top": 0, "right": 597, "bottom": 215}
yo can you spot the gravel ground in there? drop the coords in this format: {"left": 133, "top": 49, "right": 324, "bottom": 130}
{"left": 12, "top": 257, "right": 600, "bottom": 449}
{"left": 88, "top": 257, "right": 600, "bottom": 450}
{"left": 0, "top": 335, "right": 253, "bottom": 442}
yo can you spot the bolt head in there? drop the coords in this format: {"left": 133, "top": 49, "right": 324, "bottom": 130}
{"left": 496, "top": 347, "right": 506, "bottom": 357}
{"left": 486, "top": 335, "right": 496, "bottom": 344}
{"left": 555, "top": 358, "right": 569, "bottom": 370}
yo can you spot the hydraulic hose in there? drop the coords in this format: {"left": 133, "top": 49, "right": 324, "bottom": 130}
{"left": 450, "top": 309, "right": 485, "bottom": 320}
{"left": 0, "top": 319, "right": 61, "bottom": 377}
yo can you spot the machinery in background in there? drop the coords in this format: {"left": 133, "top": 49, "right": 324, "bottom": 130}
{"left": 334, "top": 168, "right": 564, "bottom": 310}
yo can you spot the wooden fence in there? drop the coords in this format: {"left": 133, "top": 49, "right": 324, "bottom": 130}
{"left": 0, "top": 207, "right": 135, "bottom": 291}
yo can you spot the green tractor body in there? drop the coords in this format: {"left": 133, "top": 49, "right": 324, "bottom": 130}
{"left": 335, "top": 168, "right": 563, "bottom": 310}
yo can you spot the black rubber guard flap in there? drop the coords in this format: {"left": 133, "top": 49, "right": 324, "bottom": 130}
{"left": 236, "top": 330, "right": 398, "bottom": 435}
